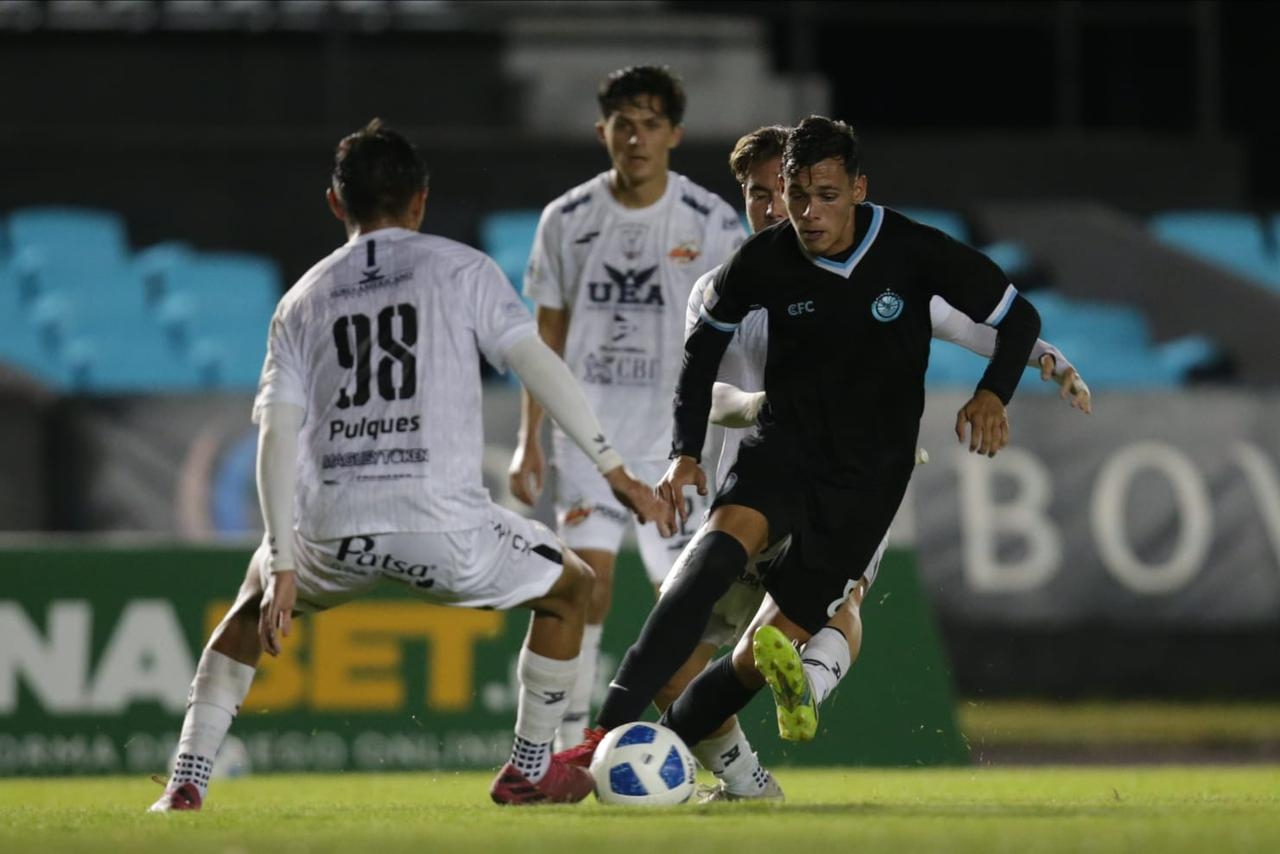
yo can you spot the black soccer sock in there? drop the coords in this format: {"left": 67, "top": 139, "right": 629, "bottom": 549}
{"left": 596, "top": 531, "right": 747, "bottom": 729}
{"left": 660, "top": 655, "right": 761, "bottom": 747}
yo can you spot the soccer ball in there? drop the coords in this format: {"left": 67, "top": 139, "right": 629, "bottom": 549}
{"left": 589, "top": 722, "right": 697, "bottom": 806}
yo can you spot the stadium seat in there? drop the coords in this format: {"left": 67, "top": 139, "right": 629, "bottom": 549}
{"left": 1031, "top": 291, "right": 1150, "bottom": 348}
{"left": 1153, "top": 334, "right": 1220, "bottom": 378}
{"left": 188, "top": 331, "right": 267, "bottom": 390}
{"left": 27, "top": 268, "right": 155, "bottom": 353}
{"left": 153, "top": 253, "right": 279, "bottom": 348}
{"left": 982, "top": 240, "right": 1033, "bottom": 278}
{"left": 161, "top": 251, "right": 280, "bottom": 303}
{"left": 0, "top": 265, "right": 64, "bottom": 384}
{"left": 7, "top": 206, "right": 129, "bottom": 270}
{"left": 478, "top": 210, "right": 541, "bottom": 290}
{"left": 61, "top": 330, "right": 204, "bottom": 393}
{"left": 1149, "top": 210, "right": 1280, "bottom": 292}
{"left": 896, "top": 207, "right": 970, "bottom": 244}
{"left": 133, "top": 240, "right": 196, "bottom": 304}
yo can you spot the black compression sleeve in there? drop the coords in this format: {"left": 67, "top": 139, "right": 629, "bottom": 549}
{"left": 977, "top": 294, "right": 1041, "bottom": 404}
{"left": 670, "top": 320, "right": 735, "bottom": 461}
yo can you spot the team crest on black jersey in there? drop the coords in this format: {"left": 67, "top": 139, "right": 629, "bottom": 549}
{"left": 872, "top": 289, "right": 904, "bottom": 322}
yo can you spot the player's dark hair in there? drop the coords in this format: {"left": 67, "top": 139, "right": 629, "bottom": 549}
{"left": 597, "top": 65, "right": 686, "bottom": 126}
{"left": 729, "top": 125, "right": 789, "bottom": 184}
{"left": 331, "top": 118, "right": 429, "bottom": 223}
{"left": 783, "top": 116, "right": 862, "bottom": 179}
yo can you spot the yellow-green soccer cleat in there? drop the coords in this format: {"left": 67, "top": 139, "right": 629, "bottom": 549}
{"left": 752, "top": 625, "right": 818, "bottom": 742}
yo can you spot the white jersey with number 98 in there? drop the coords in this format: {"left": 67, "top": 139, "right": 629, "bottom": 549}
{"left": 253, "top": 227, "right": 535, "bottom": 540}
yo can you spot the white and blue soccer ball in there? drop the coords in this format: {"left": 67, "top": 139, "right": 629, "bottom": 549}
{"left": 589, "top": 722, "right": 697, "bottom": 806}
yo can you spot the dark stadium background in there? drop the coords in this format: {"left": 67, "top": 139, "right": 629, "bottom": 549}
{"left": 2, "top": 1, "right": 1278, "bottom": 768}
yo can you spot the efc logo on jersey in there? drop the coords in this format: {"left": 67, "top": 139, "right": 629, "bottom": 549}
{"left": 587, "top": 264, "right": 665, "bottom": 306}
{"left": 872, "top": 289, "right": 905, "bottom": 322}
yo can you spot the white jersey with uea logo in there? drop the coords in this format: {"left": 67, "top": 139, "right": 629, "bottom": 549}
{"left": 525, "top": 171, "right": 745, "bottom": 464}
{"left": 254, "top": 226, "right": 535, "bottom": 540}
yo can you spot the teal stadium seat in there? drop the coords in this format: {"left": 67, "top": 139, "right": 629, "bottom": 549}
{"left": 61, "top": 330, "right": 202, "bottom": 393}
{"left": 1153, "top": 334, "right": 1220, "bottom": 378}
{"left": 27, "top": 268, "right": 155, "bottom": 352}
{"left": 981, "top": 240, "right": 1033, "bottom": 279}
{"left": 8, "top": 207, "right": 130, "bottom": 306}
{"left": 897, "top": 207, "right": 970, "bottom": 243}
{"left": 133, "top": 240, "right": 196, "bottom": 304}
{"left": 1149, "top": 210, "right": 1280, "bottom": 292}
{"left": 478, "top": 210, "right": 541, "bottom": 293}
{"left": 155, "top": 253, "right": 280, "bottom": 349}
{"left": 0, "top": 264, "right": 68, "bottom": 384}
{"left": 1030, "top": 291, "right": 1150, "bottom": 348}
{"left": 188, "top": 330, "right": 267, "bottom": 390}
{"left": 8, "top": 206, "right": 128, "bottom": 269}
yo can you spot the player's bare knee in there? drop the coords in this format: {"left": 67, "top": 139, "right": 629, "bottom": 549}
{"left": 558, "top": 550, "right": 596, "bottom": 609}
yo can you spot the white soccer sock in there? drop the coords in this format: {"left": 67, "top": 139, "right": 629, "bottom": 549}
{"left": 554, "top": 623, "right": 602, "bottom": 751}
{"left": 513, "top": 646, "right": 578, "bottom": 782}
{"left": 692, "top": 720, "right": 769, "bottom": 795}
{"left": 801, "top": 626, "right": 852, "bottom": 706}
{"left": 171, "top": 649, "right": 255, "bottom": 799}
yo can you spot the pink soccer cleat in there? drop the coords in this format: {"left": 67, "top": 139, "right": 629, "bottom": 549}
{"left": 148, "top": 781, "right": 203, "bottom": 813}
{"left": 489, "top": 759, "right": 595, "bottom": 805}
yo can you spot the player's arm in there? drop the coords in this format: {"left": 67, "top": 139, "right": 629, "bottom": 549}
{"left": 505, "top": 334, "right": 673, "bottom": 536}
{"left": 509, "top": 206, "right": 568, "bottom": 506}
{"left": 955, "top": 291, "right": 1040, "bottom": 456}
{"left": 926, "top": 232, "right": 1041, "bottom": 456}
{"left": 255, "top": 401, "right": 303, "bottom": 657}
{"left": 929, "top": 297, "right": 1091, "bottom": 413}
{"left": 509, "top": 305, "right": 567, "bottom": 504}
{"left": 710, "top": 381, "right": 765, "bottom": 428}
{"left": 251, "top": 308, "right": 307, "bottom": 656}
{"left": 662, "top": 259, "right": 754, "bottom": 522}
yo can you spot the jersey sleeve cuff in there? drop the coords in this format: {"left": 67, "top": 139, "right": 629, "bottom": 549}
{"left": 594, "top": 449, "right": 625, "bottom": 475}
{"left": 251, "top": 391, "right": 307, "bottom": 424}
{"left": 698, "top": 306, "right": 738, "bottom": 333}
{"left": 983, "top": 284, "right": 1019, "bottom": 326}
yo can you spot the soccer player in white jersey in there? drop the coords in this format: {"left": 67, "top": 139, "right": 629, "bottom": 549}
{"left": 147, "top": 119, "right": 671, "bottom": 812}
{"left": 567, "top": 125, "right": 1092, "bottom": 801}
{"left": 507, "top": 66, "right": 746, "bottom": 749}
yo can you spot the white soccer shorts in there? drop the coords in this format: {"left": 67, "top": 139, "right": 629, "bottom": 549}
{"left": 238, "top": 503, "right": 566, "bottom": 615}
{"left": 552, "top": 453, "right": 711, "bottom": 585}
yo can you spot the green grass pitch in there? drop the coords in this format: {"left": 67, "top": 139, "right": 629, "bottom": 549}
{"left": 3, "top": 767, "right": 1278, "bottom": 853}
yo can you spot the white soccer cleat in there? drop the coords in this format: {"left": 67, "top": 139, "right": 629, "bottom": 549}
{"left": 695, "top": 773, "right": 785, "bottom": 803}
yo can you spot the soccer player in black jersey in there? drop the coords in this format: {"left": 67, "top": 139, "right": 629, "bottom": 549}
{"left": 562, "top": 115, "right": 1043, "bottom": 754}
